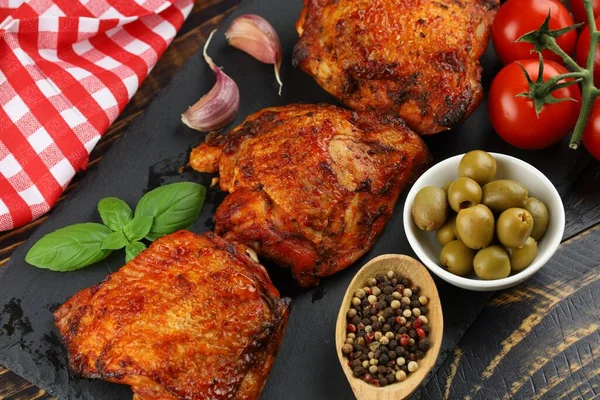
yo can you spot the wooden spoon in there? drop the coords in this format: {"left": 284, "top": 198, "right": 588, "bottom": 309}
{"left": 335, "top": 254, "right": 444, "bottom": 400}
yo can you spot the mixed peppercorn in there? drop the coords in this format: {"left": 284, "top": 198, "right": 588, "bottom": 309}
{"left": 342, "top": 270, "right": 431, "bottom": 387}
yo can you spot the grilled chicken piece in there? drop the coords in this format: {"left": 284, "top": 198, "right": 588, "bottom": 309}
{"left": 293, "top": 0, "right": 499, "bottom": 135}
{"left": 54, "top": 231, "right": 290, "bottom": 400}
{"left": 190, "top": 104, "right": 430, "bottom": 286}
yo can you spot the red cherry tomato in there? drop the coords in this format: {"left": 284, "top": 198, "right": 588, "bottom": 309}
{"left": 488, "top": 60, "right": 582, "bottom": 150}
{"left": 571, "top": 0, "right": 600, "bottom": 24}
{"left": 576, "top": 18, "right": 600, "bottom": 86}
{"left": 583, "top": 100, "right": 600, "bottom": 160}
{"left": 491, "top": 0, "right": 578, "bottom": 65}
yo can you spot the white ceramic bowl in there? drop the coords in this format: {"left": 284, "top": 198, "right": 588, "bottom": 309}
{"left": 403, "top": 153, "right": 565, "bottom": 291}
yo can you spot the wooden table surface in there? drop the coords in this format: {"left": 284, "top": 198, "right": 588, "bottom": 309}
{"left": 1, "top": 1, "right": 599, "bottom": 399}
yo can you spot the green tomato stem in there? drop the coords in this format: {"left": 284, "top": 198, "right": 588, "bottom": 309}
{"left": 569, "top": 0, "right": 600, "bottom": 149}
{"left": 544, "top": 37, "right": 583, "bottom": 72}
{"left": 537, "top": 71, "right": 586, "bottom": 93}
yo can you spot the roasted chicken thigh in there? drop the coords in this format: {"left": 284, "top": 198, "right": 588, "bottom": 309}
{"left": 190, "top": 104, "right": 430, "bottom": 286}
{"left": 54, "top": 231, "right": 290, "bottom": 400}
{"left": 293, "top": 0, "right": 499, "bottom": 135}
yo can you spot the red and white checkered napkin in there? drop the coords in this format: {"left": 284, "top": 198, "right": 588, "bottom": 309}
{"left": 0, "top": 0, "right": 194, "bottom": 231}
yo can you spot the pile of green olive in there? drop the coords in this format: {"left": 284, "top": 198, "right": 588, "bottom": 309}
{"left": 411, "top": 151, "right": 550, "bottom": 280}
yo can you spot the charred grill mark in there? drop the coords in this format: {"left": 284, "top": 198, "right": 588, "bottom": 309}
{"left": 436, "top": 86, "right": 473, "bottom": 127}
{"left": 433, "top": 51, "right": 465, "bottom": 73}
{"left": 343, "top": 72, "right": 358, "bottom": 94}
{"left": 292, "top": 43, "right": 309, "bottom": 68}
{"left": 356, "top": 179, "right": 372, "bottom": 193}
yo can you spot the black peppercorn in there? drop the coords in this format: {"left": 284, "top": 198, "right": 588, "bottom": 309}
{"left": 416, "top": 350, "right": 425, "bottom": 359}
{"left": 360, "top": 353, "right": 369, "bottom": 361}
{"left": 379, "top": 354, "right": 389, "bottom": 365}
{"left": 383, "top": 324, "right": 391, "bottom": 333}
{"left": 383, "top": 308, "right": 394, "bottom": 319}
{"left": 379, "top": 378, "right": 388, "bottom": 387}
{"left": 379, "top": 346, "right": 388, "bottom": 353}
{"left": 351, "top": 316, "right": 361, "bottom": 325}
{"left": 372, "top": 321, "right": 382, "bottom": 330}
{"left": 399, "top": 327, "right": 408, "bottom": 334}
{"left": 353, "top": 366, "right": 365, "bottom": 377}
{"left": 385, "top": 294, "right": 394, "bottom": 303}
{"left": 383, "top": 286, "right": 393, "bottom": 295}
{"left": 420, "top": 306, "right": 429, "bottom": 315}
{"left": 362, "top": 318, "right": 371, "bottom": 325}
{"left": 396, "top": 309, "right": 404, "bottom": 316}
{"left": 376, "top": 275, "right": 386, "bottom": 283}
{"left": 389, "top": 340, "right": 398, "bottom": 350}
{"left": 386, "top": 373, "right": 396, "bottom": 383}
{"left": 418, "top": 339, "right": 431, "bottom": 351}
{"left": 400, "top": 365, "right": 408, "bottom": 372}
{"left": 386, "top": 317, "right": 396, "bottom": 326}
{"left": 358, "top": 330, "right": 366, "bottom": 337}
{"left": 361, "top": 299, "right": 369, "bottom": 307}
{"left": 409, "top": 353, "right": 416, "bottom": 361}
{"left": 391, "top": 278, "right": 398, "bottom": 285}
{"left": 388, "top": 351, "right": 397, "bottom": 360}
{"left": 411, "top": 287, "right": 420, "bottom": 295}
{"left": 409, "top": 345, "right": 417, "bottom": 353}
{"left": 408, "top": 329, "right": 417, "bottom": 338}
{"left": 378, "top": 365, "right": 387, "bottom": 374}
{"left": 411, "top": 300, "right": 421, "bottom": 308}
{"left": 422, "top": 326, "right": 430, "bottom": 335}
{"left": 373, "top": 351, "right": 381, "bottom": 359}
{"left": 351, "top": 359, "right": 362, "bottom": 369}
{"left": 402, "top": 278, "right": 410, "bottom": 286}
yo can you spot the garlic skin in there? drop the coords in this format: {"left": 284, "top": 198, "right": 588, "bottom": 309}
{"left": 225, "top": 14, "right": 283, "bottom": 95}
{"left": 182, "top": 30, "right": 240, "bottom": 132}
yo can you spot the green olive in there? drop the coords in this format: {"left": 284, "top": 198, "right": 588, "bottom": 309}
{"left": 448, "top": 177, "right": 482, "bottom": 212}
{"left": 497, "top": 208, "right": 534, "bottom": 248}
{"left": 482, "top": 180, "right": 528, "bottom": 213}
{"left": 524, "top": 197, "right": 549, "bottom": 240}
{"left": 455, "top": 204, "right": 495, "bottom": 250}
{"left": 440, "top": 240, "right": 475, "bottom": 277}
{"left": 411, "top": 186, "right": 448, "bottom": 231}
{"left": 437, "top": 215, "right": 457, "bottom": 246}
{"left": 474, "top": 246, "right": 511, "bottom": 280}
{"left": 506, "top": 237, "right": 538, "bottom": 272}
{"left": 458, "top": 150, "right": 497, "bottom": 186}
{"left": 441, "top": 180, "right": 453, "bottom": 194}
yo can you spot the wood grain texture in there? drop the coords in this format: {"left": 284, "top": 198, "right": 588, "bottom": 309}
{"left": 422, "top": 224, "right": 600, "bottom": 400}
{"left": 1, "top": 0, "right": 599, "bottom": 399}
{"left": 336, "top": 255, "right": 443, "bottom": 400}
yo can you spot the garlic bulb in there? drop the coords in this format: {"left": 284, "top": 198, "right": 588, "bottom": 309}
{"left": 225, "top": 14, "right": 283, "bottom": 95}
{"left": 182, "top": 30, "right": 240, "bottom": 132}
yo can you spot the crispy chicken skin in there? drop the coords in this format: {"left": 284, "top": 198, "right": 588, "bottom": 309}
{"left": 293, "top": 0, "right": 499, "bottom": 135}
{"left": 190, "top": 104, "right": 430, "bottom": 286}
{"left": 54, "top": 231, "right": 291, "bottom": 400}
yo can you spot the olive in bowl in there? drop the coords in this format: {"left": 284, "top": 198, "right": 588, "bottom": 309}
{"left": 404, "top": 152, "right": 565, "bottom": 291}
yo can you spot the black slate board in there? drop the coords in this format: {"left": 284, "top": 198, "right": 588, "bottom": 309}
{"left": 0, "top": 0, "right": 581, "bottom": 398}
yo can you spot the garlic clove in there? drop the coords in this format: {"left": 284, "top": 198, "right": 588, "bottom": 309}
{"left": 225, "top": 14, "right": 283, "bottom": 95}
{"left": 182, "top": 30, "right": 240, "bottom": 132}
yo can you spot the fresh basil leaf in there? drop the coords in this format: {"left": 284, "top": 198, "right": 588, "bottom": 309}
{"left": 125, "top": 241, "right": 146, "bottom": 263}
{"left": 25, "top": 223, "right": 113, "bottom": 271}
{"left": 101, "top": 231, "right": 129, "bottom": 250}
{"left": 98, "top": 197, "right": 133, "bottom": 232}
{"left": 134, "top": 182, "right": 206, "bottom": 241}
{"left": 123, "top": 215, "right": 153, "bottom": 242}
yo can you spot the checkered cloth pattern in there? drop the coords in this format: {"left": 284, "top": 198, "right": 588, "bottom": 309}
{"left": 0, "top": 0, "right": 193, "bottom": 231}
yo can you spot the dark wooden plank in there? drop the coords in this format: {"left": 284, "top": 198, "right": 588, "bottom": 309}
{"left": 1, "top": 0, "right": 599, "bottom": 398}
{"left": 422, "top": 223, "right": 600, "bottom": 399}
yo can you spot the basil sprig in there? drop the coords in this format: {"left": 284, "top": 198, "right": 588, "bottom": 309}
{"left": 25, "top": 182, "right": 206, "bottom": 272}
